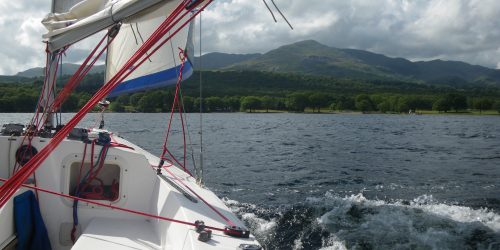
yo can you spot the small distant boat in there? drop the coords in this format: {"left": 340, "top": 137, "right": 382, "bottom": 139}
{"left": 408, "top": 109, "right": 421, "bottom": 115}
{"left": 0, "top": 0, "right": 261, "bottom": 249}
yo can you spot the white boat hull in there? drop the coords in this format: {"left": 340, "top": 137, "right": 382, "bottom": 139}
{"left": 0, "top": 131, "right": 260, "bottom": 249}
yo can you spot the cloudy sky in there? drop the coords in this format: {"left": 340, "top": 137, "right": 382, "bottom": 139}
{"left": 0, "top": 0, "right": 499, "bottom": 75}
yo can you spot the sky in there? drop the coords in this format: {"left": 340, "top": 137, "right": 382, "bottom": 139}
{"left": 0, "top": 0, "right": 498, "bottom": 75}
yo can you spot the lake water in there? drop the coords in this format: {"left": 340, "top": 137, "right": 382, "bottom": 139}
{"left": 2, "top": 113, "right": 500, "bottom": 249}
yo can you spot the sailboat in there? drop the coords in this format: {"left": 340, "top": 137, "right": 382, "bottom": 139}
{"left": 0, "top": 0, "right": 262, "bottom": 249}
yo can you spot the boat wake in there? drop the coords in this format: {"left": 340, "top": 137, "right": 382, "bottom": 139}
{"left": 224, "top": 193, "right": 500, "bottom": 250}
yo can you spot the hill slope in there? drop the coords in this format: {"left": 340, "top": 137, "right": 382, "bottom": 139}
{"left": 192, "top": 52, "right": 261, "bottom": 70}
{"left": 16, "top": 64, "right": 106, "bottom": 78}
{"left": 13, "top": 52, "right": 259, "bottom": 78}
{"left": 9, "top": 40, "right": 500, "bottom": 86}
{"left": 225, "top": 40, "right": 390, "bottom": 79}
{"left": 225, "top": 40, "right": 500, "bottom": 85}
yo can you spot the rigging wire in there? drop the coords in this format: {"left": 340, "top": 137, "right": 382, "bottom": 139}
{"left": 130, "top": 24, "right": 139, "bottom": 44}
{"left": 270, "top": 0, "right": 293, "bottom": 30}
{"left": 168, "top": 30, "right": 195, "bottom": 172}
{"left": 58, "top": 52, "right": 63, "bottom": 127}
{"left": 263, "top": 0, "right": 293, "bottom": 30}
{"left": 169, "top": 15, "right": 198, "bottom": 183}
{"left": 262, "top": 0, "right": 277, "bottom": 22}
{"left": 181, "top": 95, "right": 198, "bottom": 178}
{"left": 166, "top": 30, "right": 197, "bottom": 174}
{"left": 158, "top": 49, "right": 193, "bottom": 177}
{"left": 198, "top": 10, "right": 204, "bottom": 185}
{"left": 136, "top": 22, "right": 152, "bottom": 62}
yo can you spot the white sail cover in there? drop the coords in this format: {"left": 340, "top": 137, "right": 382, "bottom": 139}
{"left": 42, "top": 0, "right": 166, "bottom": 52}
{"left": 105, "top": 0, "right": 194, "bottom": 97}
{"left": 44, "top": 0, "right": 107, "bottom": 32}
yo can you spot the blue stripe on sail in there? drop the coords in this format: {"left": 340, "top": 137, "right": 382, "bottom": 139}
{"left": 108, "top": 62, "right": 193, "bottom": 97}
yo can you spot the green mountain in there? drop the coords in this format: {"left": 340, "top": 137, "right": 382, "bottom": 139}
{"left": 13, "top": 52, "right": 259, "bottom": 77}
{"left": 225, "top": 40, "right": 500, "bottom": 86}
{"left": 9, "top": 40, "right": 500, "bottom": 87}
{"left": 192, "top": 52, "right": 261, "bottom": 70}
{"left": 16, "top": 64, "right": 106, "bottom": 78}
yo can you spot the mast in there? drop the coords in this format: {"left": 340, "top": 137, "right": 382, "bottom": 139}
{"left": 42, "top": 52, "right": 60, "bottom": 129}
{"left": 41, "top": 0, "right": 60, "bottom": 129}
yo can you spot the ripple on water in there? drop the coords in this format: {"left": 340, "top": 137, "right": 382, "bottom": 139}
{"left": 2, "top": 113, "right": 500, "bottom": 249}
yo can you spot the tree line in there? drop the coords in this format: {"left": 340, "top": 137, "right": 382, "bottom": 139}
{"left": 108, "top": 90, "right": 500, "bottom": 114}
{"left": 1, "top": 69, "right": 500, "bottom": 114}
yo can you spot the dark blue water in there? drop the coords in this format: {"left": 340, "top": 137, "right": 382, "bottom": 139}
{"left": 2, "top": 113, "right": 500, "bottom": 249}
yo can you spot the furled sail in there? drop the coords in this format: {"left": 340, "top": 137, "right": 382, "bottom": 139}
{"left": 105, "top": 0, "right": 194, "bottom": 97}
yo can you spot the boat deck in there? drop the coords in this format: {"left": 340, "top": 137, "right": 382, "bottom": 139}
{"left": 73, "top": 218, "right": 161, "bottom": 250}
{"left": 0, "top": 131, "right": 262, "bottom": 249}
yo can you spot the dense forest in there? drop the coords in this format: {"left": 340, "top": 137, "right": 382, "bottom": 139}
{"left": 1, "top": 71, "right": 500, "bottom": 114}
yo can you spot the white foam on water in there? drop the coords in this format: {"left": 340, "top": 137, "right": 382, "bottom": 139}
{"left": 223, "top": 197, "right": 278, "bottom": 244}
{"left": 409, "top": 194, "right": 500, "bottom": 232}
{"left": 292, "top": 233, "right": 348, "bottom": 250}
{"left": 241, "top": 212, "right": 277, "bottom": 236}
{"left": 292, "top": 238, "right": 303, "bottom": 250}
{"left": 318, "top": 243, "right": 348, "bottom": 250}
{"left": 223, "top": 197, "right": 241, "bottom": 206}
{"left": 314, "top": 192, "right": 500, "bottom": 249}
{"left": 224, "top": 193, "right": 500, "bottom": 249}
{"left": 319, "top": 235, "right": 348, "bottom": 250}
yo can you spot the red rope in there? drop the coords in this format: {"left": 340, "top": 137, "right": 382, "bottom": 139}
{"left": 110, "top": 142, "right": 135, "bottom": 150}
{"left": 1, "top": 0, "right": 196, "bottom": 205}
{"left": 159, "top": 49, "right": 192, "bottom": 176}
{"left": 148, "top": 162, "right": 237, "bottom": 228}
{"left": 51, "top": 33, "right": 114, "bottom": 112}
{"left": 0, "top": 177, "right": 226, "bottom": 232}
{"left": 0, "top": 0, "right": 213, "bottom": 209}
{"left": 83, "top": 144, "right": 109, "bottom": 190}
{"left": 162, "top": 166, "right": 237, "bottom": 227}
{"left": 177, "top": 72, "right": 188, "bottom": 170}
{"left": 12, "top": 48, "right": 64, "bottom": 174}
{"left": 14, "top": 44, "right": 72, "bottom": 174}
{"left": 161, "top": 149, "right": 191, "bottom": 176}
{"left": 74, "top": 142, "right": 89, "bottom": 196}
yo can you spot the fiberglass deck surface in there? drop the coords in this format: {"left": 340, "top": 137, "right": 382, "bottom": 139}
{"left": 72, "top": 218, "right": 160, "bottom": 250}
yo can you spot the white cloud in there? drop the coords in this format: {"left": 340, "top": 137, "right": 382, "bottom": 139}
{"left": 0, "top": 0, "right": 46, "bottom": 74}
{"left": 197, "top": 0, "right": 500, "bottom": 68}
{"left": 0, "top": 0, "right": 499, "bottom": 75}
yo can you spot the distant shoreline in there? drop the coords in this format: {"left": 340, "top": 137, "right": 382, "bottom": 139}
{"left": 2, "top": 111, "right": 499, "bottom": 116}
